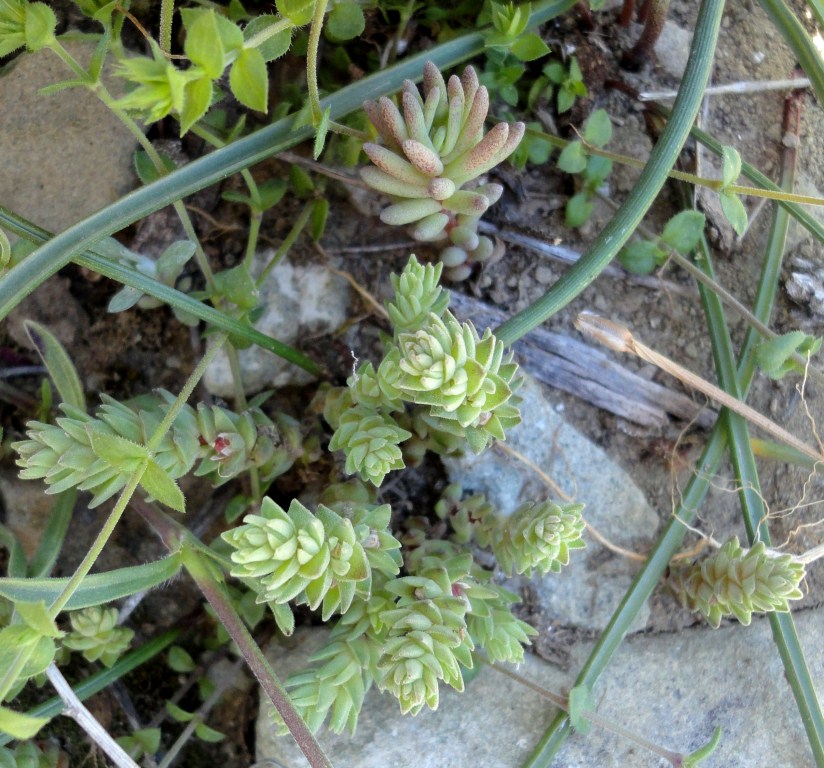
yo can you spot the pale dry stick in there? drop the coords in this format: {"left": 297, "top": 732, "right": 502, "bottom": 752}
{"left": 577, "top": 312, "right": 824, "bottom": 465}
{"left": 46, "top": 663, "right": 141, "bottom": 768}
{"left": 276, "top": 151, "right": 368, "bottom": 188}
{"left": 639, "top": 77, "right": 811, "bottom": 101}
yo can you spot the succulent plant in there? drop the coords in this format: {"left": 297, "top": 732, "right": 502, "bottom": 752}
{"left": 0, "top": 740, "right": 64, "bottom": 768}
{"left": 361, "top": 63, "right": 524, "bottom": 280}
{"left": 62, "top": 606, "right": 134, "bottom": 667}
{"left": 385, "top": 254, "right": 450, "bottom": 334}
{"left": 223, "top": 498, "right": 401, "bottom": 621}
{"left": 479, "top": 500, "right": 586, "bottom": 577}
{"left": 13, "top": 391, "right": 302, "bottom": 506}
{"left": 671, "top": 537, "right": 805, "bottom": 628}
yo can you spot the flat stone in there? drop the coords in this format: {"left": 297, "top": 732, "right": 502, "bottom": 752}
{"left": 0, "top": 39, "right": 138, "bottom": 235}
{"left": 442, "top": 374, "right": 659, "bottom": 632}
{"left": 256, "top": 609, "right": 824, "bottom": 767}
{"left": 655, "top": 21, "right": 693, "bottom": 80}
{"left": 203, "top": 254, "right": 350, "bottom": 397}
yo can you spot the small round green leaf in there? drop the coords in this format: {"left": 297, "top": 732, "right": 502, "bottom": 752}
{"left": 719, "top": 190, "right": 747, "bottom": 237}
{"left": 167, "top": 645, "right": 196, "bottom": 673}
{"left": 661, "top": 210, "right": 706, "bottom": 254}
{"left": 326, "top": 2, "right": 365, "bottom": 41}
{"left": 721, "top": 145, "right": 742, "bottom": 188}
{"left": 565, "top": 192, "right": 592, "bottom": 228}
{"left": 557, "top": 141, "right": 587, "bottom": 174}
{"left": 582, "top": 109, "right": 612, "bottom": 148}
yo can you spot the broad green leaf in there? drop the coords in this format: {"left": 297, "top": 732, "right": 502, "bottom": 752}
{"left": 184, "top": 10, "right": 225, "bottom": 79}
{"left": 214, "top": 263, "right": 258, "bottom": 310}
{"left": 756, "top": 331, "right": 822, "bottom": 379}
{"left": 556, "top": 86, "right": 575, "bottom": 114}
{"left": 313, "top": 105, "right": 331, "bottom": 159}
{"left": 134, "top": 150, "right": 177, "bottom": 185}
{"left": 565, "top": 191, "right": 592, "bottom": 228}
{"left": 0, "top": 553, "right": 182, "bottom": 610}
{"left": 156, "top": 241, "right": 197, "bottom": 284}
{"left": 276, "top": 0, "right": 315, "bottom": 26}
{"left": 0, "top": 626, "right": 55, "bottom": 682}
{"left": 244, "top": 15, "right": 293, "bottom": 61}
{"left": 719, "top": 190, "right": 747, "bottom": 237}
{"left": 661, "top": 210, "right": 705, "bottom": 254}
{"left": 557, "top": 141, "right": 586, "bottom": 174}
{"left": 24, "top": 320, "right": 86, "bottom": 412}
{"left": 229, "top": 48, "right": 268, "bottom": 112}
{"left": 88, "top": 429, "right": 147, "bottom": 466}
{"left": 582, "top": 109, "right": 611, "bottom": 148}
{"left": 140, "top": 459, "right": 185, "bottom": 513}
{"left": 167, "top": 645, "right": 196, "bottom": 673}
{"left": 181, "top": 76, "right": 214, "bottom": 135}
{"left": 195, "top": 722, "right": 226, "bottom": 742}
{"left": 543, "top": 61, "right": 564, "bottom": 83}
{"left": 326, "top": 2, "right": 365, "bottom": 41}
{"left": 212, "top": 11, "right": 245, "bottom": 51}
{"left": 510, "top": 32, "right": 550, "bottom": 62}
{"left": 257, "top": 179, "right": 288, "bottom": 211}
{"left": 24, "top": 3, "right": 56, "bottom": 51}
{"left": 619, "top": 239, "right": 664, "bottom": 275}
{"left": 15, "top": 601, "right": 61, "bottom": 638}
{"left": 721, "top": 145, "right": 741, "bottom": 187}
{"left": 0, "top": 706, "right": 49, "bottom": 740}
{"left": 567, "top": 683, "right": 594, "bottom": 735}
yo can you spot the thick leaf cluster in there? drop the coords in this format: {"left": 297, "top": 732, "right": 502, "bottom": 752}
{"left": 361, "top": 63, "right": 524, "bottom": 279}
{"left": 62, "top": 606, "right": 134, "bottom": 668}
{"left": 478, "top": 500, "right": 586, "bottom": 576}
{"left": 325, "top": 256, "right": 522, "bottom": 486}
{"left": 13, "top": 391, "right": 301, "bottom": 506}
{"left": 671, "top": 537, "right": 805, "bottom": 628}
{"left": 223, "top": 498, "right": 401, "bottom": 621}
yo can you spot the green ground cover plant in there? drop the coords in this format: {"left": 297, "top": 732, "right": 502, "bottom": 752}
{"left": 0, "top": 0, "right": 823, "bottom": 766}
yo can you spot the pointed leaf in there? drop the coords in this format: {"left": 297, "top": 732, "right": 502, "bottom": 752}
{"left": 16, "top": 601, "right": 62, "bottom": 638}
{"left": 719, "top": 190, "right": 747, "bottom": 237}
{"left": 140, "top": 459, "right": 185, "bottom": 512}
{"left": 194, "top": 722, "right": 226, "bottom": 742}
{"left": 557, "top": 141, "right": 586, "bottom": 174}
{"left": 88, "top": 429, "right": 148, "bottom": 465}
{"left": 313, "top": 105, "right": 331, "bottom": 159}
{"left": 276, "top": 0, "right": 315, "bottom": 26}
{"left": 582, "top": 109, "right": 611, "bottom": 148}
{"left": 0, "top": 706, "right": 49, "bottom": 740}
{"left": 243, "top": 15, "right": 292, "bottom": 61}
{"left": 134, "top": 150, "right": 177, "bottom": 185}
{"left": 24, "top": 3, "right": 56, "bottom": 51}
{"left": 108, "top": 285, "right": 144, "bottom": 313}
{"left": 510, "top": 33, "right": 550, "bottom": 62}
{"left": 24, "top": 320, "right": 86, "bottom": 412}
{"left": 181, "top": 76, "right": 214, "bottom": 135}
{"left": 167, "top": 645, "right": 196, "bottom": 673}
{"left": 229, "top": 48, "right": 268, "bottom": 112}
{"left": 184, "top": 10, "right": 225, "bottom": 79}
{"left": 721, "top": 145, "right": 741, "bottom": 187}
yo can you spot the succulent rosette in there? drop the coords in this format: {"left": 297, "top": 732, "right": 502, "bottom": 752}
{"left": 361, "top": 63, "right": 524, "bottom": 279}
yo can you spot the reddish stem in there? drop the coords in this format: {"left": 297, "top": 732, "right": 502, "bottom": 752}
{"left": 622, "top": 0, "right": 671, "bottom": 71}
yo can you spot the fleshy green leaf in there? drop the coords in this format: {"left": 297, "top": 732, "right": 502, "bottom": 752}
{"left": 719, "top": 190, "right": 747, "bottom": 237}
{"left": 582, "top": 109, "right": 611, "bottom": 148}
{"left": 229, "top": 48, "right": 268, "bottom": 112}
{"left": 140, "top": 459, "right": 185, "bottom": 513}
{"left": 0, "top": 706, "right": 49, "bottom": 740}
{"left": 756, "top": 331, "right": 822, "bottom": 379}
{"left": 276, "top": 0, "right": 315, "bottom": 26}
{"left": 567, "top": 683, "right": 594, "bottom": 735}
{"left": 24, "top": 320, "right": 86, "bottom": 412}
{"left": 661, "top": 210, "right": 706, "bottom": 254}
{"left": 166, "top": 702, "right": 195, "bottom": 723}
{"left": 326, "top": 2, "right": 365, "bottom": 41}
{"left": 510, "top": 32, "right": 550, "bottom": 62}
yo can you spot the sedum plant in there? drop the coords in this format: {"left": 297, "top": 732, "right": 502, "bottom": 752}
{"left": 669, "top": 537, "right": 805, "bottom": 629}
{"left": 361, "top": 63, "right": 525, "bottom": 280}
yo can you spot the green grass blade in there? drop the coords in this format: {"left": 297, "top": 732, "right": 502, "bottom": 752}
{"left": 0, "top": 207, "right": 321, "bottom": 375}
{"left": 496, "top": 0, "right": 725, "bottom": 345}
{"left": 0, "top": 629, "right": 179, "bottom": 746}
{"left": 23, "top": 321, "right": 86, "bottom": 412}
{"left": 0, "top": 0, "right": 575, "bottom": 325}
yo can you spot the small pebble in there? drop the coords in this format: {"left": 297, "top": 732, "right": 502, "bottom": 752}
{"left": 534, "top": 265, "right": 555, "bottom": 285}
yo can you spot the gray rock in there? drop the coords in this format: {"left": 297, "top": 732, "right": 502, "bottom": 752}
{"left": 203, "top": 254, "right": 350, "bottom": 397}
{"left": 257, "top": 608, "right": 824, "bottom": 767}
{"left": 655, "top": 21, "right": 693, "bottom": 80}
{"left": 442, "top": 374, "right": 659, "bottom": 632}
{"left": 0, "top": 468, "right": 58, "bottom": 559}
{"left": 0, "top": 39, "right": 138, "bottom": 235}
